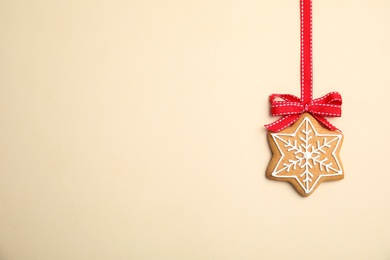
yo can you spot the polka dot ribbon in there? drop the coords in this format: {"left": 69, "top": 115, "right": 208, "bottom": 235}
{"left": 265, "top": 0, "right": 342, "bottom": 132}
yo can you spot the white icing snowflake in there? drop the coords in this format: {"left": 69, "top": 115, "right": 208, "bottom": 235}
{"left": 270, "top": 116, "right": 343, "bottom": 194}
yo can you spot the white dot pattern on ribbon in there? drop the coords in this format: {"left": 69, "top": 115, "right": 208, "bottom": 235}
{"left": 310, "top": 0, "right": 313, "bottom": 100}
{"left": 300, "top": 0, "right": 305, "bottom": 101}
{"left": 272, "top": 103, "right": 303, "bottom": 108}
{"left": 300, "top": 0, "right": 313, "bottom": 102}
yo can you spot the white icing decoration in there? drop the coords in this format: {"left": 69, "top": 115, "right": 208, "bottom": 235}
{"left": 270, "top": 116, "right": 343, "bottom": 193}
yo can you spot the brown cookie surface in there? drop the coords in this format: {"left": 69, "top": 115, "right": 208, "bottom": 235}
{"left": 266, "top": 113, "right": 344, "bottom": 197}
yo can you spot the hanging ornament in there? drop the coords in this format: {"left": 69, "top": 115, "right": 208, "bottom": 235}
{"left": 265, "top": 0, "right": 344, "bottom": 197}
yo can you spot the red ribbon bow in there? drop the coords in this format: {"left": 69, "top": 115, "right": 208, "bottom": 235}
{"left": 265, "top": 92, "right": 342, "bottom": 132}
{"left": 265, "top": 0, "right": 342, "bottom": 132}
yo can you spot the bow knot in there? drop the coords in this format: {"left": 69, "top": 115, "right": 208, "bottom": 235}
{"left": 265, "top": 92, "right": 342, "bottom": 132}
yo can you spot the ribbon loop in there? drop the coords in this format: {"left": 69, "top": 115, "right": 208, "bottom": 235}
{"left": 265, "top": 91, "right": 342, "bottom": 132}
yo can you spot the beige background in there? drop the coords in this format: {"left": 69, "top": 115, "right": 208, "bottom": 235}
{"left": 1, "top": 0, "right": 390, "bottom": 259}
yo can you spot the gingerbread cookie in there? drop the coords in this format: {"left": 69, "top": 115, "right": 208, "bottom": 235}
{"left": 266, "top": 113, "right": 344, "bottom": 197}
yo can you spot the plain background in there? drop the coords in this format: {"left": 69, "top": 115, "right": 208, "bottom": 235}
{"left": 1, "top": 0, "right": 390, "bottom": 259}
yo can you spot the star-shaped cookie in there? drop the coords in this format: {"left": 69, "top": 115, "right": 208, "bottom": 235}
{"left": 266, "top": 113, "right": 344, "bottom": 197}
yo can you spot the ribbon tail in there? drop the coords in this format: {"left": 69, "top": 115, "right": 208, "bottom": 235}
{"left": 312, "top": 114, "right": 340, "bottom": 132}
{"left": 265, "top": 114, "right": 301, "bottom": 132}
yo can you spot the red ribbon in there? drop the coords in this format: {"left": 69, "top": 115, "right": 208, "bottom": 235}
{"left": 265, "top": 0, "right": 342, "bottom": 132}
{"left": 265, "top": 92, "right": 342, "bottom": 132}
